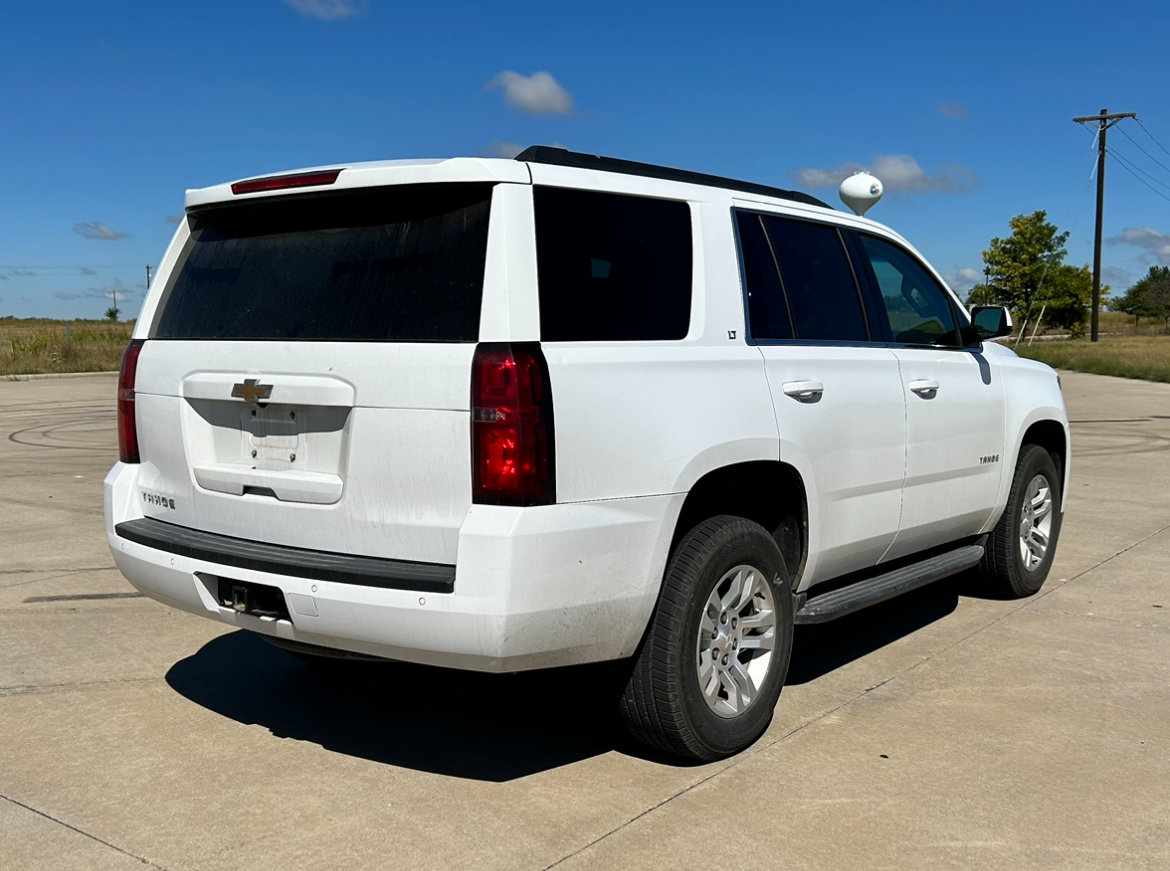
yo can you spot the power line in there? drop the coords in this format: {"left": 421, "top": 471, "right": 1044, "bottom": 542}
{"left": 1136, "top": 118, "right": 1170, "bottom": 159}
{"left": 1072, "top": 108, "right": 1137, "bottom": 342}
{"left": 1115, "top": 125, "right": 1170, "bottom": 177}
{"left": 1106, "top": 145, "right": 1170, "bottom": 191}
{"left": 1004, "top": 143, "right": 1099, "bottom": 337}
{"left": 1106, "top": 147, "right": 1170, "bottom": 203}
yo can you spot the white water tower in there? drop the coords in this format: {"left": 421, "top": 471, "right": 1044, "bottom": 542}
{"left": 839, "top": 172, "right": 883, "bottom": 217}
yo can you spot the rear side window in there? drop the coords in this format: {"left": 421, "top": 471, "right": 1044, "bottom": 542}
{"left": 860, "top": 235, "right": 960, "bottom": 346}
{"left": 763, "top": 217, "right": 868, "bottom": 342}
{"left": 155, "top": 184, "right": 492, "bottom": 341}
{"left": 534, "top": 187, "right": 692, "bottom": 341}
{"left": 736, "top": 212, "right": 793, "bottom": 340}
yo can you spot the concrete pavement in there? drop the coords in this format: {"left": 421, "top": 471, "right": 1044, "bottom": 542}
{"left": 1, "top": 370, "right": 1168, "bottom": 870}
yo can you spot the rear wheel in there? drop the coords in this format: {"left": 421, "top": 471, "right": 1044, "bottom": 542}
{"left": 619, "top": 515, "right": 794, "bottom": 761}
{"left": 980, "top": 444, "right": 1063, "bottom": 598}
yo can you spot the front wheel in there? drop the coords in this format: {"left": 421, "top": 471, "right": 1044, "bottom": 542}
{"left": 980, "top": 444, "right": 1063, "bottom": 598}
{"left": 619, "top": 515, "right": 795, "bottom": 761}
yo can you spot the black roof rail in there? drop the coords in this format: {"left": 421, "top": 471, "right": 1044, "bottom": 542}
{"left": 513, "top": 146, "right": 832, "bottom": 210}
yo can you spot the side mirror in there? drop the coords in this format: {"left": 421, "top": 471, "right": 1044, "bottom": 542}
{"left": 969, "top": 305, "right": 1013, "bottom": 341}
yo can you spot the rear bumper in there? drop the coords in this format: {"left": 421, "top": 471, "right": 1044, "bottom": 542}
{"left": 113, "top": 517, "right": 456, "bottom": 593}
{"left": 105, "top": 462, "right": 680, "bottom": 672}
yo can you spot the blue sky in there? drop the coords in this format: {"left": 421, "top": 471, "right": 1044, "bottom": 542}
{"left": 2, "top": 0, "right": 1168, "bottom": 319}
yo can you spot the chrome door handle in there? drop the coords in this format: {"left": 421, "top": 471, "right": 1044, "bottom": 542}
{"left": 782, "top": 380, "right": 824, "bottom": 399}
{"left": 908, "top": 380, "right": 940, "bottom": 394}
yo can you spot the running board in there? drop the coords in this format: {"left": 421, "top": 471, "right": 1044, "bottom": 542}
{"left": 794, "top": 544, "right": 984, "bottom": 625}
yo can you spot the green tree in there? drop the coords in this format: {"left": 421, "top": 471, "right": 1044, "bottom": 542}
{"left": 1118, "top": 266, "right": 1170, "bottom": 330}
{"left": 105, "top": 306, "right": 120, "bottom": 321}
{"left": 1039, "top": 264, "right": 1095, "bottom": 338}
{"left": 980, "top": 210, "right": 1098, "bottom": 336}
{"left": 965, "top": 283, "right": 998, "bottom": 306}
{"left": 1114, "top": 284, "right": 1144, "bottom": 324}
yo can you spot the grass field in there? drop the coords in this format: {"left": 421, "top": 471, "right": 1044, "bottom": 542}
{"left": 3, "top": 313, "right": 1169, "bottom": 384}
{"left": 1, "top": 318, "right": 133, "bottom": 377}
{"left": 1014, "top": 335, "right": 1170, "bottom": 384}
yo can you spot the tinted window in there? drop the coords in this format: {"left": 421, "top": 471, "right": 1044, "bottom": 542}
{"left": 534, "top": 187, "right": 692, "bottom": 341}
{"left": 736, "top": 211, "right": 793, "bottom": 340}
{"left": 156, "top": 184, "right": 492, "bottom": 341}
{"left": 763, "top": 217, "right": 868, "bottom": 342}
{"left": 860, "top": 235, "right": 960, "bottom": 346}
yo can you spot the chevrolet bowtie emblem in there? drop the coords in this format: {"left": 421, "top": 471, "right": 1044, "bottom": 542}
{"left": 231, "top": 379, "right": 273, "bottom": 403}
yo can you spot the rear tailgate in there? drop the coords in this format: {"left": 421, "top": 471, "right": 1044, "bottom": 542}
{"left": 131, "top": 182, "right": 496, "bottom": 564}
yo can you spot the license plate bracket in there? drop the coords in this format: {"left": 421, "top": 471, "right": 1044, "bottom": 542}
{"left": 244, "top": 405, "right": 300, "bottom": 467}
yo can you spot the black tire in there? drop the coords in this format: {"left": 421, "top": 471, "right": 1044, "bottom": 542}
{"left": 980, "top": 444, "right": 1063, "bottom": 598}
{"left": 619, "top": 515, "right": 795, "bottom": 761}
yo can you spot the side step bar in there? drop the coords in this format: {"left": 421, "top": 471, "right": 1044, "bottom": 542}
{"left": 794, "top": 544, "right": 984, "bottom": 625}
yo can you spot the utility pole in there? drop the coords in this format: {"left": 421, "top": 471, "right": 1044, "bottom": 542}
{"left": 1073, "top": 108, "right": 1136, "bottom": 342}
{"left": 145, "top": 264, "right": 151, "bottom": 292}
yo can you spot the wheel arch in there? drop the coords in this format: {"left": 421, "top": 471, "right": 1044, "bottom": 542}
{"left": 1021, "top": 419, "right": 1068, "bottom": 487}
{"left": 670, "top": 460, "right": 808, "bottom": 588}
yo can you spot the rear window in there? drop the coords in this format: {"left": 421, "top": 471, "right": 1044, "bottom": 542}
{"left": 155, "top": 183, "right": 493, "bottom": 341}
{"left": 534, "top": 187, "right": 692, "bottom": 341}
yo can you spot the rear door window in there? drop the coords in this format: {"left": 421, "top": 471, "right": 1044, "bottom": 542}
{"left": 735, "top": 211, "right": 793, "bottom": 340}
{"left": 155, "top": 184, "right": 493, "bottom": 342}
{"left": 762, "top": 217, "right": 869, "bottom": 342}
{"left": 534, "top": 187, "right": 692, "bottom": 341}
{"left": 860, "top": 235, "right": 961, "bottom": 346}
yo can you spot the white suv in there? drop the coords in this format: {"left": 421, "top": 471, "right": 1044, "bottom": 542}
{"left": 106, "top": 147, "right": 1069, "bottom": 760}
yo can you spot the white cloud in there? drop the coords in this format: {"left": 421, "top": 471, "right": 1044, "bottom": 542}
{"left": 1107, "top": 227, "right": 1170, "bottom": 264}
{"left": 80, "top": 267, "right": 97, "bottom": 275}
{"left": 485, "top": 70, "right": 573, "bottom": 116}
{"left": 283, "top": 0, "right": 366, "bottom": 19}
{"left": 1101, "top": 266, "right": 1133, "bottom": 290}
{"left": 792, "top": 154, "right": 979, "bottom": 195}
{"left": 939, "top": 102, "right": 967, "bottom": 120}
{"left": 943, "top": 266, "right": 983, "bottom": 292}
{"left": 480, "top": 140, "right": 526, "bottom": 159}
{"left": 55, "top": 292, "right": 82, "bottom": 300}
{"left": 0, "top": 274, "right": 6, "bottom": 281}
{"left": 73, "top": 221, "right": 129, "bottom": 240}
{"left": 84, "top": 280, "right": 132, "bottom": 302}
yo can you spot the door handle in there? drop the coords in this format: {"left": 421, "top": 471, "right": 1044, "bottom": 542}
{"left": 782, "top": 380, "right": 824, "bottom": 399}
{"left": 908, "top": 380, "right": 940, "bottom": 395}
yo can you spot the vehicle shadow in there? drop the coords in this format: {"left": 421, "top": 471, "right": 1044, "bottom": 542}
{"left": 785, "top": 575, "right": 961, "bottom": 685}
{"left": 165, "top": 630, "right": 637, "bottom": 781}
{"left": 166, "top": 576, "right": 964, "bottom": 781}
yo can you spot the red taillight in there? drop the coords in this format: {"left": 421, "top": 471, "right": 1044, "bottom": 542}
{"left": 117, "top": 340, "right": 144, "bottom": 463}
{"left": 471, "top": 343, "right": 555, "bottom": 506}
{"left": 230, "top": 169, "right": 342, "bottom": 195}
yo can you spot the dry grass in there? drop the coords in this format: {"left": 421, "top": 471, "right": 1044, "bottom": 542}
{"left": 1014, "top": 335, "right": 1170, "bottom": 384}
{"left": 1017, "top": 310, "right": 1168, "bottom": 339}
{"left": 0, "top": 318, "right": 133, "bottom": 377}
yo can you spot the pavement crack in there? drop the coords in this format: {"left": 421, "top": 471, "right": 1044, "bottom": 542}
{"left": 0, "top": 793, "right": 170, "bottom": 869}
{"left": 0, "top": 676, "right": 161, "bottom": 698}
{"left": 24, "top": 591, "right": 145, "bottom": 603}
{"left": 1, "top": 568, "right": 121, "bottom": 591}
{"left": 542, "top": 676, "right": 908, "bottom": 870}
{"left": 542, "top": 522, "right": 1170, "bottom": 870}
{"left": 0, "top": 566, "right": 116, "bottom": 576}
{"left": 1059, "top": 523, "right": 1170, "bottom": 586}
